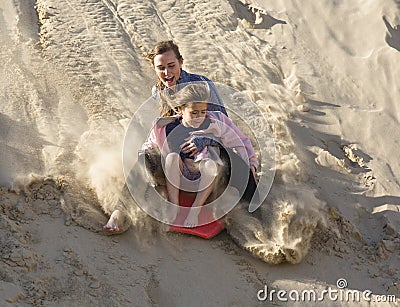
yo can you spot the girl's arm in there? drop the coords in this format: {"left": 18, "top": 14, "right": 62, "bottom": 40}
{"left": 217, "top": 113, "right": 259, "bottom": 170}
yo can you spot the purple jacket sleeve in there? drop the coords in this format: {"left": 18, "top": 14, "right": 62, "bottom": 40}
{"left": 216, "top": 112, "right": 259, "bottom": 169}
{"left": 191, "top": 136, "right": 219, "bottom": 151}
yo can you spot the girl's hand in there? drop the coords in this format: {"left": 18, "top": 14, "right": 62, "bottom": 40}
{"left": 180, "top": 140, "right": 199, "bottom": 156}
{"left": 251, "top": 165, "right": 257, "bottom": 179}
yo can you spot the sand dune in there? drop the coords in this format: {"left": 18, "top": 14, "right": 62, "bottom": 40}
{"left": 1, "top": 0, "right": 399, "bottom": 305}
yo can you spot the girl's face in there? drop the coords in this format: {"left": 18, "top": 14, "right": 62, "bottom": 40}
{"left": 153, "top": 50, "right": 183, "bottom": 88}
{"left": 179, "top": 102, "right": 208, "bottom": 128}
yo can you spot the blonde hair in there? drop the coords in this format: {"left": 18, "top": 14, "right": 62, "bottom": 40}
{"left": 160, "top": 82, "right": 210, "bottom": 114}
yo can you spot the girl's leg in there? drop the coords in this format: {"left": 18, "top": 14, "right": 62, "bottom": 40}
{"left": 184, "top": 160, "right": 218, "bottom": 227}
{"left": 164, "top": 153, "right": 182, "bottom": 205}
{"left": 164, "top": 153, "right": 183, "bottom": 223}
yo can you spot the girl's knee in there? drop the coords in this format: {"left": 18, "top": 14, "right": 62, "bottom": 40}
{"left": 200, "top": 159, "right": 219, "bottom": 177}
{"left": 165, "top": 152, "right": 180, "bottom": 162}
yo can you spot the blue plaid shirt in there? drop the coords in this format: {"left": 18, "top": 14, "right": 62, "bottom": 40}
{"left": 152, "top": 69, "right": 227, "bottom": 116}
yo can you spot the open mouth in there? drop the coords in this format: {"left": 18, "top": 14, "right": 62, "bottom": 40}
{"left": 165, "top": 76, "right": 175, "bottom": 84}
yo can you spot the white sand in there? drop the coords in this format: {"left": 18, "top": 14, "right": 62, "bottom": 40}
{"left": 1, "top": 0, "right": 399, "bottom": 305}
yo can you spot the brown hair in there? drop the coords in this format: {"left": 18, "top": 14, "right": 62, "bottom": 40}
{"left": 144, "top": 40, "right": 183, "bottom": 67}
{"left": 144, "top": 41, "right": 184, "bottom": 116}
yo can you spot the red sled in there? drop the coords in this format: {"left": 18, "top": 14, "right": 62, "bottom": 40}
{"left": 169, "top": 192, "right": 225, "bottom": 239}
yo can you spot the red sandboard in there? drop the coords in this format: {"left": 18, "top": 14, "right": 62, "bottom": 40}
{"left": 169, "top": 193, "right": 225, "bottom": 239}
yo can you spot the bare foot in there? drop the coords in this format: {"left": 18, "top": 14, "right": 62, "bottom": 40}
{"left": 184, "top": 208, "right": 200, "bottom": 228}
{"left": 103, "top": 210, "right": 120, "bottom": 232}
